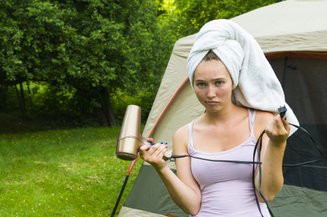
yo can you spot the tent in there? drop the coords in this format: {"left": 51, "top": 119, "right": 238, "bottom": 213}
{"left": 118, "top": 0, "right": 327, "bottom": 216}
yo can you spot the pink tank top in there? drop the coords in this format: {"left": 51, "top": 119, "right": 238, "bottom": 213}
{"left": 188, "top": 110, "right": 271, "bottom": 217}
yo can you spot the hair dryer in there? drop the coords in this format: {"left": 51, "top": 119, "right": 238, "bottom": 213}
{"left": 116, "top": 105, "right": 143, "bottom": 160}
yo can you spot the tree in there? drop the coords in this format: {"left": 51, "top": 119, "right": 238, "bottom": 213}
{"left": 158, "top": 0, "right": 276, "bottom": 41}
{"left": 0, "top": 0, "right": 168, "bottom": 126}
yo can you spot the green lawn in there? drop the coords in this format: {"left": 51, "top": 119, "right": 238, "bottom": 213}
{"left": 0, "top": 127, "right": 142, "bottom": 216}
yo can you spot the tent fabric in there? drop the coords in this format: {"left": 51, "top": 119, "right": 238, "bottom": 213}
{"left": 270, "top": 57, "right": 327, "bottom": 125}
{"left": 118, "top": 0, "right": 327, "bottom": 216}
{"left": 123, "top": 165, "right": 182, "bottom": 216}
{"left": 269, "top": 185, "right": 327, "bottom": 217}
{"left": 119, "top": 206, "right": 166, "bottom": 217}
{"left": 232, "top": 0, "right": 327, "bottom": 53}
{"left": 121, "top": 166, "right": 327, "bottom": 217}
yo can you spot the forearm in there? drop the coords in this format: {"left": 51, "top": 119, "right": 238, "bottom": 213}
{"left": 256, "top": 140, "right": 286, "bottom": 201}
{"left": 155, "top": 165, "right": 201, "bottom": 215}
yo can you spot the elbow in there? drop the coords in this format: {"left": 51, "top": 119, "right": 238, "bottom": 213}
{"left": 260, "top": 175, "right": 284, "bottom": 202}
{"left": 262, "top": 192, "right": 276, "bottom": 202}
{"left": 190, "top": 204, "right": 201, "bottom": 216}
{"left": 273, "top": 177, "right": 284, "bottom": 196}
{"left": 179, "top": 197, "right": 201, "bottom": 216}
{"left": 262, "top": 182, "right": 284, "bottom": 202}
{"left": 186, "top": 206, "right": 200, "bottom": 216}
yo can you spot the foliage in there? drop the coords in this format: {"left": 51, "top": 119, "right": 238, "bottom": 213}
{"left": 0, "top": 0, "right": 169, "bottom": 126}
{"left": 0, "top": 0, "right": 169, "bottom": 83}
{"left": 112, "top": 88, "right": 154, "bottom": 123}
{"left": 0, "top": 86, "right": 17, "bottom": 111}
{"left": 158, "top": 0, "right": 276, "bottom": 40}
{"left": 0, "top": 127, "right": 142, "bottom": 216}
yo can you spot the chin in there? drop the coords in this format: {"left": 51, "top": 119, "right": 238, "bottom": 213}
{"left": 205, "top": 106, "right": 221, "bottom": 113}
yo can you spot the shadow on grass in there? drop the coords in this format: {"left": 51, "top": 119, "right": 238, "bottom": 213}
{"left": 0, "top": 112, "right": 103, "bottom": 134}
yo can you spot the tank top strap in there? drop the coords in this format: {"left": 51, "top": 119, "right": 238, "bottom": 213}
{"left": 188, "top": 111, "right": 255, "bottom": 148}
{"left": 248, "top": 109, "right": 256, "bottom": 136}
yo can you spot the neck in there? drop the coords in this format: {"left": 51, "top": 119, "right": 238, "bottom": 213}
{"left": 202, "top": 104, "right": 245, "bottom": 125}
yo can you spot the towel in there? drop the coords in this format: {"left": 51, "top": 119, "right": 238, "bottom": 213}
{"left": 187, "top": 19, "right": 299, "bottom": 135}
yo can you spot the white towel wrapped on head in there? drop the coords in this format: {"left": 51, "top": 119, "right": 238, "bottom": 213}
{"left": 187, "top": 19, "right": 299, "bottom": 135}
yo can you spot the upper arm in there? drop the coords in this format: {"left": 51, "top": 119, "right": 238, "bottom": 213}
{"left": 254, "top": 111, "right": 275, "bottom": 162}
{"left": 173, "top": 126, "right": 201, "bottom": 196}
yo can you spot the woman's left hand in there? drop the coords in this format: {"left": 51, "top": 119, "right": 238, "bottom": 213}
{"left": 265, "top": 115, "right": 290, "bottom": 146}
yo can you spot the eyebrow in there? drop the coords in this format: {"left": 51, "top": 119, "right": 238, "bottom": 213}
{"left": 195, "top": 78, "right": 226, "bottom": 82}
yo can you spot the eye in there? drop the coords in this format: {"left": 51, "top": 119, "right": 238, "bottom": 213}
{"left": 215, "top": 80, "right": 225, "bottom": 87}
{"left": 195, "top": 82, "right": 207, "bottom": 89}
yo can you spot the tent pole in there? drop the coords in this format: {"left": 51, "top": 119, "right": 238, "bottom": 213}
{"left": 111, "top": 158, "right": 138, "bottom": 217}
{"left": 111, "top": 175, "right": 129, "bottom": 217}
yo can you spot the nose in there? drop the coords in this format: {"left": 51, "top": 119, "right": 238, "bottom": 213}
{"left": 206, "top": 84, "right": 216, "bottom": 99}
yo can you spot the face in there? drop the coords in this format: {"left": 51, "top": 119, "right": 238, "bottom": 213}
{"left": 193, "top": 60, "right": 233, "bottom": 112}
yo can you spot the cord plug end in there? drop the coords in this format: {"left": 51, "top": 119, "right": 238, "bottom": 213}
{"left": 278, "top": 105, "right": 287, "bottom": 118}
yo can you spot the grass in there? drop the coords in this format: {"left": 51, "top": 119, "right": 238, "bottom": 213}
{"left": 0, "top": 127, "right": 142, "bottom": 217}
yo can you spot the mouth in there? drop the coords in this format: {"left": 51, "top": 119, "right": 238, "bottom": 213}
{"left": 205, "top": 101, "right": 219, "bottom": 105}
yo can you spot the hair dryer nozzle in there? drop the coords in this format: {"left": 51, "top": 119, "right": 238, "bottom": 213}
{"left": 116, "top": 105, "right": 142, "bottom": 160}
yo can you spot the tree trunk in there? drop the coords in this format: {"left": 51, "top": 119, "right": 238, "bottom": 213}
{"left": 101, "top": 87, "right": 115, "bottom": 127}
{"left": 26, "top": 80, "right": 33, "bottom": 108}
{"left": 94, "top": 87, "right": 115, "bottom": 127}
{"left": 96, "top": 107, "right": 109, "bottom": 126}
{"left": 15, "top": 82, "right": 27, "bottom": 119}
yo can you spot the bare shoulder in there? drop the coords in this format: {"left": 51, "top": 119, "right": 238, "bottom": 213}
{"left": 174, "top": 124, "right": 188, "bottom": 137}
{"left": 173, "top": 124, "right": 189, "bottom": 154}
{"left": 254, "top": 110, "right": 274, "bottom": 135}
{"left": 256, "top": 110, "right": 274, "bottom": 122}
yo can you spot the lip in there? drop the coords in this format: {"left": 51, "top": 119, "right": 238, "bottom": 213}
{"left": 205, "top": 101, "right": 219, "bottom": 105}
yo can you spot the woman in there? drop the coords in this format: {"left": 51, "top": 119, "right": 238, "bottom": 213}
{"left": 139, "top": 19, "right": 297, "bottom": 217}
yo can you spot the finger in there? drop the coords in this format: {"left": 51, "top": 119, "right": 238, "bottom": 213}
{"left": 152, "top": 143, "right": 165, "bottom": 151}
{"left": 281, "top": 118, "right": 291, "bottom": 132}
{"left": 146, "top": 138, "right": 154, "bottom": 145}
{"left": 139, "top": 144, "right": 151, "bottom": 152}
{"left": 276, "top": 114, "right": 289, "bottom": 129}
{"left": 156, "top": 144, "right": 168, "bottom": 154}
{"left": 146, "top": 137, "right": 154, "bottom": 144}
{"left": 141, "top": 143, "right": 160, "bottom": 156}
{"left": 266, "top": 116, "right": 284, "bottom": 136}
{"left": 153, "top": 145, "right": 168, "bottom": 159}
{"left": 273, "top": 116, "right": 291, "bottom": 137}
{"left": 272, "top": 115, "right": 284, "bottom": 130}
{"left": 148, "top": 143, "right": 165, "bottom": 152}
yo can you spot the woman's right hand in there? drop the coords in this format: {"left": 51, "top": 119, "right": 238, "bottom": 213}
{"left": 265, "top": 114, "right": 290, "bottom": 147}
{"left": 139, "top": 138, "right": 168, "bottom": 171}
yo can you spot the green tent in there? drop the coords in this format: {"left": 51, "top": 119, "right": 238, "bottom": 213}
{"left": 118, "top": 0, "right": 327, "bottom": 216}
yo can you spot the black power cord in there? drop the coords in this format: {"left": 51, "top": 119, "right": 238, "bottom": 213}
{"left": 253, "top": 131, "right": 275, "bottom": 217}
{"left": 283, "top": 123, "right": 324, "bottom": 167}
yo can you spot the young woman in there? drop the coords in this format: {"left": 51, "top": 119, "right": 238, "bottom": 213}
{"left": 139, "top": 19, "right": 297, "bottom": 217}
